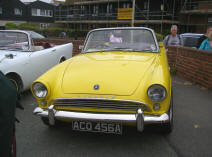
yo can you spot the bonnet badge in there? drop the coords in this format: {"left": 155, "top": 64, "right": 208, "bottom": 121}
{"left": 93, "top": 84, "right": 100, "bottom": 90}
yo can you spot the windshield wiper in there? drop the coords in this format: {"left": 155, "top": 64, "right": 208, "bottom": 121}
{"left": 84, "top": 48, "right": 134, "bottom": 53}
{"left": 83, "top": 49, "right": 110, "bottom": 53}
{"left": 109, "top": 47, "right": 134, "bottom": 51}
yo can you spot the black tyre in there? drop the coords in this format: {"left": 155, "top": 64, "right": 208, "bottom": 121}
{"left": 6, "top": 74, "right": 22, "bottom": 93}
{"left": 41, "top": 117, "right": 61, "bottom": 127}
{"left": 41, "top": 117, "right": 50, "bottom": 126}
{"left": 59, "top": 57, "right": 66, "bottom": 63}
{"left": 160, "top": 91, "right": 174, "bottom": 134}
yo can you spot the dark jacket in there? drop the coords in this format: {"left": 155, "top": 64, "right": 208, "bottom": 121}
{"left": 0, "top": 71, "right": 18, "bottom": 157}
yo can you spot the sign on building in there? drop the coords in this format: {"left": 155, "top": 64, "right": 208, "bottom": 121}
{"left": 117, "top": 8, "right": 132, "bottom": 20}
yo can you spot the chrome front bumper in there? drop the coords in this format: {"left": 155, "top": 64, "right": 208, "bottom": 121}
{"left": 33, "top": 105, "right": 169, "bottom": 132}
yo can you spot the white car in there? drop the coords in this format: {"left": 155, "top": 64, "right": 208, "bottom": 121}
{"left": 180, "top": 33, "right": 204, "bottom": 48}
{"left": 0, "top": 30, "right": 73, "bottom": 92}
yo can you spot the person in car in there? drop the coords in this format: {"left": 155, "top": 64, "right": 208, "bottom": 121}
{"left": 109, "top": 30, "right": 123, "bottom": 43}
{"left": 163, "top": 25, "right": 183, "bottom": 46}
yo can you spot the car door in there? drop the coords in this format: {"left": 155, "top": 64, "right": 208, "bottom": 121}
{"left": 28, "top": 47, "right": 58, "bottom": 83}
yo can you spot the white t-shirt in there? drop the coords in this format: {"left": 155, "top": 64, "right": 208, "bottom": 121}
{"left": 163, "top": 35, "right": 183, "bottom": 46}
{"left": 109, "top": 34, "right": 122, "bottom": 43}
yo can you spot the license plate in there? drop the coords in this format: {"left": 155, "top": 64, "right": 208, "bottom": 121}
{"left": 72, "top": 120, "right": 122, "bottom": 134}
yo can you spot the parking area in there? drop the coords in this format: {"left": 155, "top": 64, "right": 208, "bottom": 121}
{"left": 16, "top": 76, "right": 212, "bottom": 157}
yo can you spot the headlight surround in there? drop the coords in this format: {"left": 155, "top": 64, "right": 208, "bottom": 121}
{"left": 32, "top": 82, "right": 48, "bottom": 98}
{"left": 147, "top": 84, "right": 167, "bottom": 102}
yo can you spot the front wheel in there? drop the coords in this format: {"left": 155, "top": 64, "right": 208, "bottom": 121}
{"left": 6, "top": 75, "right": 22, "bottom": 93}
{"left": 41, "top": 117, "right": 61, "bottom": 127}
{"left": 160, "top": 92, "right": 174, "bottom": 134}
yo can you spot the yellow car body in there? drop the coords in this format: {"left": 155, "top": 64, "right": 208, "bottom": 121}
{"left": 32, "top": 27, "right": 173, "bottom": 134}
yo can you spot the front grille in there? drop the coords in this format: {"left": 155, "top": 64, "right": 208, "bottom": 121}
{"left": 51, "top": 98, "right": 149, "bottom": 112}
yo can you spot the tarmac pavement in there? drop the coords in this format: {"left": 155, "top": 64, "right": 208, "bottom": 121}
{"left": 16, "top": 76, "right": 212, "bottom": 157}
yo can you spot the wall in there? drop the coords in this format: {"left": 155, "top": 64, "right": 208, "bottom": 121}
{"left": 167, "top": 46, "right": 212, "bottom": 90}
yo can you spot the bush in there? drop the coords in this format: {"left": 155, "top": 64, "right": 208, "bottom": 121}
{"left": 5, "top": 22, "right": 87, "bottom": 39}
{"left": 161, "top": 29, "right": 170, "bottom": 37}
{"left": 170, "top": 66, "right": 177, "bottom": 75}
{"left": 18, "top": 22, "right": 40, "bottom": 32}
{"left": 156, "top": 33, "right": 164, "bottom": 42}
{"left": 42, "top": 27, "right": 69, "bottom": 37}
{"left": 5, "top": 22, "right": 18, "bottom": 29}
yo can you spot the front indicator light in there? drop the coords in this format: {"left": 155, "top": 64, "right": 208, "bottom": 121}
{"left": 40, "top": 100, "right": 47, "bottom": 106}
{"left": 153, "top": 103, "right": 160, "bottom": 110}
{"left": 147, "top": 84, "right": 166, "bottom": 102}
{"left": 32, "top": 82, "right": 48, "bottom": 98}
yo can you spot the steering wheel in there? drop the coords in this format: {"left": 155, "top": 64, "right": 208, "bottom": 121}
{"left": 95, "top": 43, "right": 110, "bottom": 49}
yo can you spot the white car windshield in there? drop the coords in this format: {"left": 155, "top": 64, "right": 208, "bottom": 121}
{"left": 26, "top": 31, "right": 45, "bottom": 39}
{"left": 0, "top": 31, "right": 29, "bottom": 51}
{"left": 83, "top": 29, "right": 158, "bottom": 53}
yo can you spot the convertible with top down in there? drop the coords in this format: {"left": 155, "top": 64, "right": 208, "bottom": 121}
{"left": 0, "top": 30, "right": 73, "bottom": 92}
{"left": 32, "top": 27, "right": 173, "bottom": 134}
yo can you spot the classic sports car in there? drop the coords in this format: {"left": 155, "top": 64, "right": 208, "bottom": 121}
{"left": 0, "top": 30, "right": 73, "bottom": 92}
{"left": 32, "top": 27, "right": 173, "bottom": 134}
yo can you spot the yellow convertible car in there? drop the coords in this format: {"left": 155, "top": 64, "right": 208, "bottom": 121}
{"left": 32, "top": 27, "right": 173, "bottom": 134}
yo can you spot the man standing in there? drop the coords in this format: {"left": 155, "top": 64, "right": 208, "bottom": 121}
{"left": 197, "top": 25, "right": 212, "bottom": 48}
{"left": 163, "top": 25, "right": 183, "bottom": 46}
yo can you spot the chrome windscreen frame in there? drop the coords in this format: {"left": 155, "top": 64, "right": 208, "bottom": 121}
{"left": 82, "top": 27, "right": 160, "bottom": 53}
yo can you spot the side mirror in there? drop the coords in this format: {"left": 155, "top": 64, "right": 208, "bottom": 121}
{"left": 79, "top": 45, "right": 84, "bottom": 51}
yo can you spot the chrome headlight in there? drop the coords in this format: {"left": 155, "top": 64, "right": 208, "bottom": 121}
{"left": 147, "top": 84, "right": 166, "bottom": 102}
{"left": 32, "top": 82, "right": 48, "bottom": 98}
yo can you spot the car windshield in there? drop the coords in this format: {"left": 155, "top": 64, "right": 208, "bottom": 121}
{"left": 182, "top": 36, "right": 200, "bottom": 48}
{"left": 83, "top": 29, "right": 158, "bottom": 53}
{"left": 26, "top": 31, "right": 45, "bottom": 39}
{"left": 0, "top": 31, "right": 29, "bottom": 51}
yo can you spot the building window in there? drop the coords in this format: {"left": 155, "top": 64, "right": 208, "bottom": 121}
{"left": 14, "top": 8, "right": 22, "bottom": 15}
{"left": 93, "top": 5, "right": 98, "bottom": 15}
{"left": 32, "top": 8, "right": 53, "bottom": 17}
{"left": 123, "top": 3, "right": 130, "bottom": 8}
{"left": 208, "top": 17, "right": 212, "bottom": 23}
{"left": 49, "top": 10, "right": 53, "bottom": 16}
{"left": 144, "top": 1, "right": 148, "bottom": 10}
{"left": 32, "top": 8, "right": 37, "bottom": 16}
{"left": 40, "top": 23, "right": 49, "bottom": 29}
{"left": 40, "top": 9, "right": 45, "bottom": 16}
{"left": 80, "top": 5, "right": 85, "bottom": 16}
{"left": 107, "top": 4, "right": 113, "bottom": 15}
{"left": 0, "top": 7, "right": 2, "bottom": 14}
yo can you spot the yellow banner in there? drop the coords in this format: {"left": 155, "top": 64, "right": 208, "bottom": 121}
{"left": 117, "top": 8, "right": 132, "bottom": 20}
